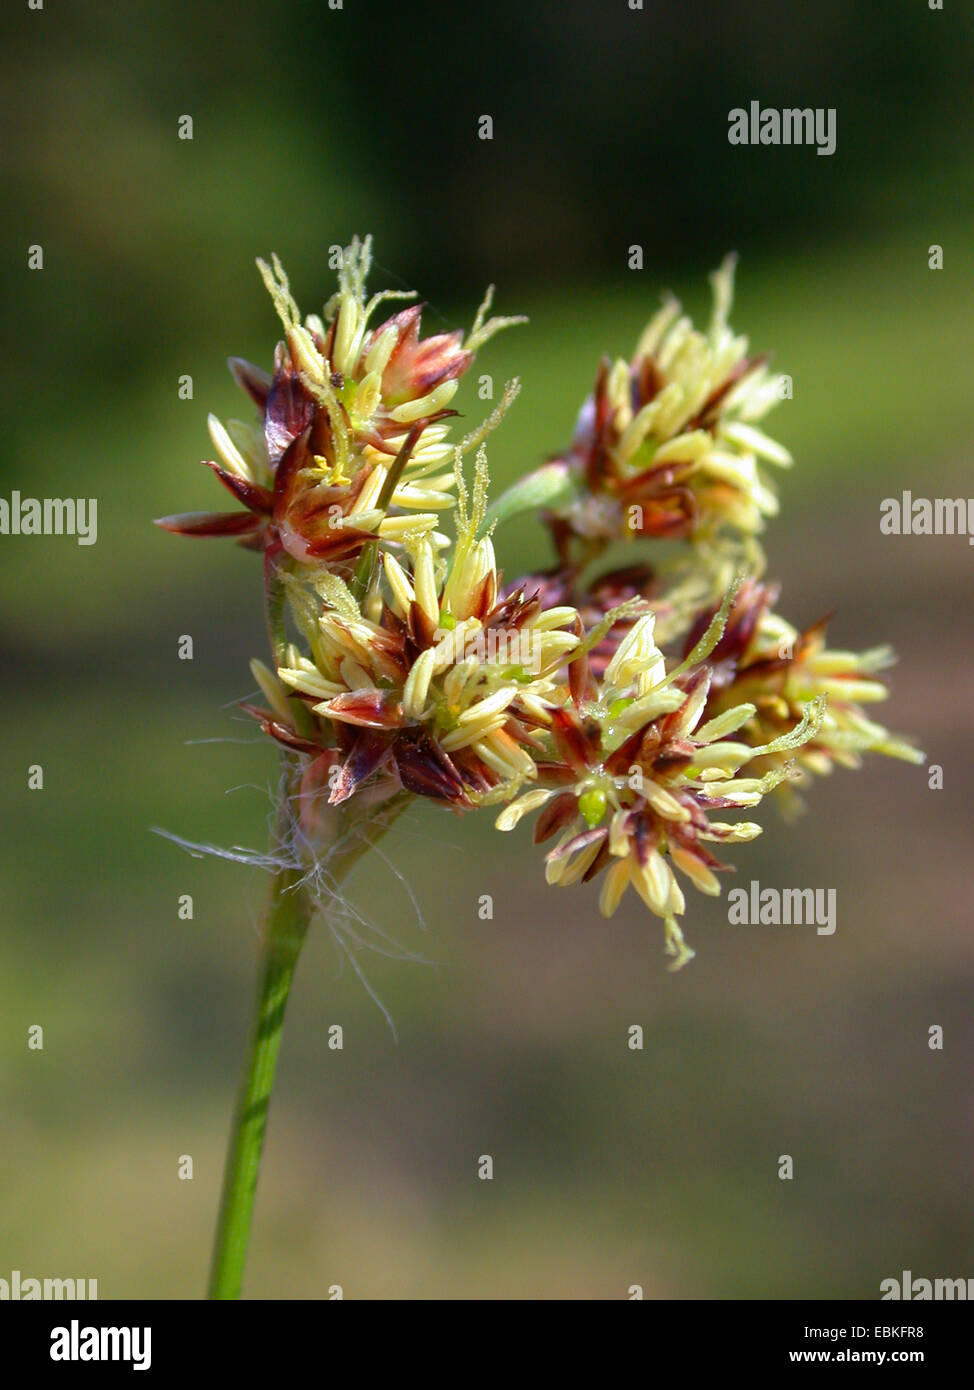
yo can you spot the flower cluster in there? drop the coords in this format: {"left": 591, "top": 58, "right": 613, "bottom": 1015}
{"left": 527, "top": 256, "right": 793, "bottom": 576}
{"left": 684, "top": 579, "right": 923, "bottom": 816}
{"left": 156, "top": 236, "right": 523, "bottom": 565}
{"left": 159, "top": 239, "right": 922, "bottom": 968}
{"left": 249, "top": 449, "right": 579, "bottom": 820}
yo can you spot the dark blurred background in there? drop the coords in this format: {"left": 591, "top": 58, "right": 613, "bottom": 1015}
{"left": 1, "top": 0, "right": 972, "bottom": 1298}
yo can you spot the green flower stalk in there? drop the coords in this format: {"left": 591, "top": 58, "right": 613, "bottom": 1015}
{"left": 156, "top": 237, "right": 921, "bottom": 1297}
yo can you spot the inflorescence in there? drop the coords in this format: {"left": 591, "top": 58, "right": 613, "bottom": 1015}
{"left": 157, "top": 237, "right": 922, "bottom": 969}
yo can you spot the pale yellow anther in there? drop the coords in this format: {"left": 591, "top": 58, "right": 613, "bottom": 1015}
{"left": 363, "top": 322, "right": 399, "bottom": 376}
{"left": 613, "top": 686, "right": 685, "bottom": 729}
{"left": 431, "top": 619, "right": 478, "bottom": 673}
{"left": 633, "top": 850, "right": 676, "bottom": 915}
{"left": 382, "top": 552, "right": 415, "bottom": 615}
{"left": 377, "top": 514, "right": 439, "bottom": 538}
{"left": 338, "top": 657, "right": 374, "bottom": 691}
{"left": 609, "top": 810, "right": 630, "bottom": 858}
{"left": 289, "top": 323, "right": 325, "bottom": 383}
{"left": 456, "top": 687, "right": 516, "bottom": 726}
{"left": 656, "top": 316, "right": 693, "bottom": 371}
{"left": 250, "top": 659, "right": 293, "bottom": 723}
{"left": 471, "top": 730, "right": 535, "bottom": 778}
{"left": 634, "top": 295, "right": 681, "bottom": 359}
{"left": 332, "top": 296, "right": 362, "bottom": 375}
{"left": 354, "top": 370, "right": 382, "bottom": 423}
{"left": 599, "top": 857, "right": 631, "bottom": 916}
{"left": 650, "top": 431, "right": 712, "bottom": 466}
{"left": 208, "top": 414, "right": 253, "bottom": 481}
{"left": 440, "top": 721, "right": 500, "bottom": 753}
{"left": 673, "top": 675, "right": 712, "bottom": 736}
{"left": 643, "top": 781, "right": 691, "bottom": 822}
{"left": 442, "top": 659, "right": 476, "bottom": 707}
{"left": 689, "top": 741, "right": 752, "bottom": 772}
{"left": 352, "top": 465, "right": 385, "bottom": 514}
{"left": 402, "top": 648, "right": 435, "bottom": 720}
{"left": 604, "top": 613, "right": 663, "bottom": 690}
{"left": 391, "top": 485, "right": 456, "bottom": 510}
{"left": 495, "top": 788, "right": 552, "bottom": 832}
{"left": 719, "top": 421, "right": 792, "bottom": 467}
{"left": 668, "top": 843, "right": 720, "bottom": 896}
{"left": 411, "top": 540, "right": 440, "bottom": 623}
{"left": 557, "top": 841, "right": 603, "bottom": 887}
{"left": 703, "top": 822, "right": 762, "bottom": 843}
{"left": 530, "top": 606, "right": 579, "bottom": 632}
{"left": 536, "top": 631, "right": 581, "bottom": 673}
{"left": 277, "top": 666, "right": 343, "bottom": 700}
{"left": 695, "top": 704, "right": 756, "bottom": 743}
{"left": 617, "top": 400, "right": 662, "bottom": 459}
{"left": 388, "top": 379, "right": 459, "bottom": 424}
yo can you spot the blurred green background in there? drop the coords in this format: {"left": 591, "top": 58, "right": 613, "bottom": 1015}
{"left": 1, "top": 0, "right": 972, "bottom": 1299}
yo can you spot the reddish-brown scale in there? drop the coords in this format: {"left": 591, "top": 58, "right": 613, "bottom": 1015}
{"left": 393, "top": 735, "right": 472, "bottom": 805}
{"left": 533, "top": 791, "right": 580, "bottom": 843}
{"left": 203, "top": 463, "right": 274, "bottom": 515}
{"left": 323, "top": 691, "right": 405, "bottom": 729}
{"left": 329, "top": 731, "right": 392, "bottom": 805}
{"left": 264, "top": 364, "right": 317, "bottom": 465}
{"left": 545, "top": 826, "right": 608, "bottom": 865}
{"left": 154, "top": 510, "right": 263, "bottom": 537}
{"left": 228, "top": 356, "right": 272, "bottom": 411}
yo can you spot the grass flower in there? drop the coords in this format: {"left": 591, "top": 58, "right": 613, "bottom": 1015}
{"left": 246, "top": 446, "right": 579, "bottom": 817}
{"left": 510, "top": 256, "right": 791, "bottom": 573}
{"left": 155, "top": 236, "right": 523, "bottom": 563}
{"left": 157, "top": 238, "right": 922, "bottom": 1298}
{"left": 684, "top": 580, "right": 924, "bottom": 811}
{"left": 495, "top": 592, "right": 824, "bottom": 969}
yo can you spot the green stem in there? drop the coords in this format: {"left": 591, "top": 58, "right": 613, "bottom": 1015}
{"left": 207, "top": 859, "right": 311, "bottom": 1300}
{"left": 207, "top": 789, "right": 407, "bottom": 1299}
